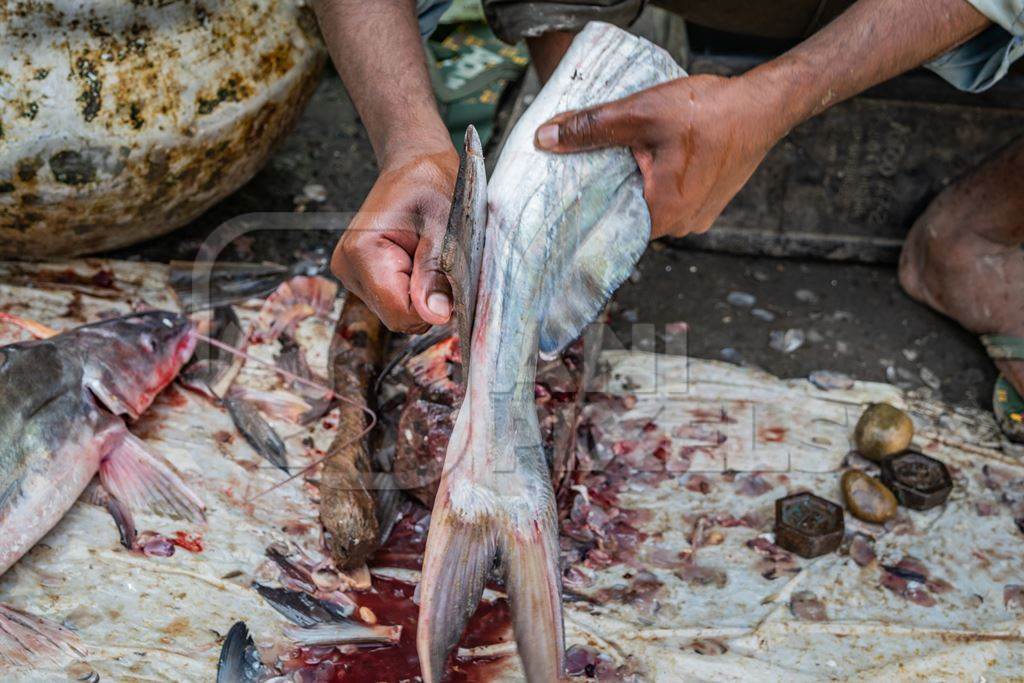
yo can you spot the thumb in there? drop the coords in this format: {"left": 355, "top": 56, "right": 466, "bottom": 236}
{"left": 534, "top": 97, "right": 639, "bottom": 153}
{"left": 409, "top": 223, "right": 453, "bottom": 326}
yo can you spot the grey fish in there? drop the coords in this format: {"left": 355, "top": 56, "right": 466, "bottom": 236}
{"left": 417, "top": 23, "right": 686, "bottom": 682}
{"left": 0, "top": 311, "right": 204, "bottom": 664}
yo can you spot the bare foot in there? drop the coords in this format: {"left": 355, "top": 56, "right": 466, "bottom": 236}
{"left": 898, "top": 137, "right": 1024, "bottom": 400}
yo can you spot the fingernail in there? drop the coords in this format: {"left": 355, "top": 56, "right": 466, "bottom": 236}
{"left": 427, "top": 292, "right": 451, "bottom": 319}
{"left": 536, "top": 123, "right": 559, "bottom": 150}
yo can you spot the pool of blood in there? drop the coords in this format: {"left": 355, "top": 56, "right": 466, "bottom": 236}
{"left": 283, "top": 507, "right": 514, "bottom": 682}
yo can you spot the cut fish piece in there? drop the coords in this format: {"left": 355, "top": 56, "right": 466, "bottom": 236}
{"left": 417, "top": 22, "right": 687, "bottom": 682}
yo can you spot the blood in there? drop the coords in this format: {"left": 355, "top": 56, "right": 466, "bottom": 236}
{"left": 309, "top": 576, "right": 510, "bottom": 682}
{"left": 276, "top": 502, "right": 513, "bottom": 681}
{"left": 760, "top": 427, "right": 787, "bottom": 443}
{"left": 171, "top": 531, "right": 204, "bottom": 553}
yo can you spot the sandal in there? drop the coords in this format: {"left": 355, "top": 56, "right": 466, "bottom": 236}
{"left": 981, "top": 334, "right": 1024, "bottom": 443}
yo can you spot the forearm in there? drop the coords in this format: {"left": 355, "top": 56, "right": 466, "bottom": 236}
{"left": 313, "top": 0, "right": 451, "bottom": 167}
{"left": 748, "top": 0, "right": 990, "bottom": 136}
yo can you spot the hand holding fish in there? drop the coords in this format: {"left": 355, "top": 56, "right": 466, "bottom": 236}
{"left": 330, "top": 145, "right": 459, "bottom": 334}
{"left": 534, "top": 73, "right": 783, "bottom": 239}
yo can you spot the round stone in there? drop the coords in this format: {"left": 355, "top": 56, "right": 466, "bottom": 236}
{"left": 854, "top": 403, "right": 913, "bottom": 461}
{"left": 842, "top": 470, "right": 898, "bottom": 523}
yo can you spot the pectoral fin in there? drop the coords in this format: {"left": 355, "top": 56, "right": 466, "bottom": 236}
{"left": 0, "top": 603, "right": 85, "bottom": 667}
{"left": 99, "top": 432, "right": 205, "bottom": 522}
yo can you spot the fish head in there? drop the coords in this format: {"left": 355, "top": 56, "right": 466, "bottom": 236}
{"left": 77, "top": 311, "right": 197, "bottom": 419}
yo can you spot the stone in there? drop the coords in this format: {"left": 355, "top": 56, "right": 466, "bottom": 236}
{"left": 854, "top": 402, "right": 913, "bottom": 461}
{"left": 841, "top": 470, "right": 898, "bottom": 523}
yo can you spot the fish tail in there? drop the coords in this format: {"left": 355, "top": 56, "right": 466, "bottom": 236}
{"left": 416, "top": 490, "right": 497, "bottom": 683}
{"left": 500, "top": 501, "right": 565, "bottom": 682}
{"left": 417, "top": 481, "right": 565, "bottom": 682}
{"left": 0, "top": 603, "right": 85, "bottom": 668}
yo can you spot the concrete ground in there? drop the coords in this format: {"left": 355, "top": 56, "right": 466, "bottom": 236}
{"left": 119, "top": 69, "right": 996, "bottom": 411}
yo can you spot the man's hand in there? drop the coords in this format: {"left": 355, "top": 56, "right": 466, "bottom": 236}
{"left": 532, "top": 0, "right": 989, "bottom": 241}
{"left": 314, "top": 0, "right": 460, "bottom": 332}
{"left": 534, "top": 74, "right": 780, "bottom": 239}
{"left": 332, "top": 146, "right": 459, "bottom": 333}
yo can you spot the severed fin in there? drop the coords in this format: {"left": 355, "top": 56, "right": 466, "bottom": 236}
{"left": 0, "top": 603, "right": 86, "bottom": 668}
{"left": 537, "top": 175, "right": 649, "bottom": 356}
{"left": 229, "top": 386, "right": 313, "bottom": 425}
{"left": 0, "top": 312, "right": 59, "bottom": 340}
{"left": 285, "top": 621, "right": 401, "bottom": 647}
{"left": 184, "top": 306, "right": 246, "bottom": 398}
{"left": 416, "top": 503, "right": 496, "bottom": 683}
{"left": 253, "top": 583, "right": 354, "bottom": 625}
{"left": 373, "top": 472, "right": 404, "bottom": 544}
{"left": 440, "top": 125, "right": 488, "bottom": 375}
{"left": 171, "top": 260, "right": 290, "bottom": 312}
{"left": 81, "top": 478, "right": 137, "bottom": 549}
{"left": 223, "top": 392, "right": 289, "bottom": 472}
{"left": 99, "top": 432, "right": 205, "bottom": 522}
{"left": 216, "top": 621, "right": 266, "bottom": 683}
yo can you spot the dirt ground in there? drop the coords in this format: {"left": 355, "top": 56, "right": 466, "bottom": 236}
{"left": 118, "top": 69, "right": 996, "bottom": 411}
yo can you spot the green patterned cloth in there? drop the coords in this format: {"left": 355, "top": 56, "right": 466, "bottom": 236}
{"left": 427, "top": 22, "right": 529, "bottom": 150}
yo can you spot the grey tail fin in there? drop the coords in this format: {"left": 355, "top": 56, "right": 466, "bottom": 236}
{"left": 0, "top": 603, "right": 85, "bottom": 668}
{"left": 216, "top": 621, "right": 266, "bottom": 683}
{"left": 416, "top": 486, "right": 565, "bottom": 682}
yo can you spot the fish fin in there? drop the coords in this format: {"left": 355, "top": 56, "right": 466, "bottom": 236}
{"left": 223, "top": 393, "right": 290, "bottom": 472}
{"left": 500, "top": 502, "right": 566, "bottom": 682}
{"left": 81, "top": 478, "right": 137, "bottom": 549}
{"left": 0, "top": 312, "right": 59, "bottom": 339}
{"left": 0, "top": 603, "right": 85, "bottom": 668}
{"left": 441, "top": 125, "right": 488, "bottom": 374}
{"left": 170, "top": 260, "right": 289, "bottom": 312}
{"left": 99, "top": 432, "right": 205, "bottom": 522}
{"left": 216, "top": 621, "right": 266, "bottom": 683}
{"left": 537, "top": 174, "right": 649, "bottom": 355}
{"left": 229, "top": 386, "right": 312, "bottom": 424}
{"left": 416, "top": 496, "right": 497, "bottom": 683}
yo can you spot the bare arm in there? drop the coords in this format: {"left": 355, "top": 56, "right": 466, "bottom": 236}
{"left": 314, "top": 0, "right": 451, "bottom": 164}
{"left": 750, "top": 0, "right": 989, "bottom": 132}
{"left": 535, "top": 0, "right": 990, "bottom": 238}
{"left": 314, "top": 0, "right": 458, "bottom": 332}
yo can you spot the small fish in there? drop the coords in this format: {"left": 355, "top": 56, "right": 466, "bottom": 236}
{"left": 0, "top": 311, "right": 204, "bottom": 664}
{"left": 417, "top": 23, "right": 686, "bottom": 682}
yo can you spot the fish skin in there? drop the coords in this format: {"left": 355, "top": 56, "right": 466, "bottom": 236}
{"left": 417, "top": 23, "right": 686, "bottom": 682}
{"left": 0, "top": 311, "right": 197, "bottom": 575}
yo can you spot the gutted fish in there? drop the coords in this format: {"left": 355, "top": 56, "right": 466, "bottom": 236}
{"left": 0, "top": 311, "right": 204, "bottom": 663}
{"left": 417, "top": 23, "right": 686, "bottom": 681}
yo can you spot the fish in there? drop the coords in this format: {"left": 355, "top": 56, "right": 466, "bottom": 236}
{"left": 417, "top": 23, "right": 686, "bottom": 681}
{"left": 0, "top": 311, "right": 205, "bottom": 664}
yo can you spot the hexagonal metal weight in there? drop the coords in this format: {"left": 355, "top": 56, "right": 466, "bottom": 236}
{"left": 774, "top": 492, "right": 845, "bottom": 558}
{"left": 879, "top": 450, "right": 952, "bottom": 510}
